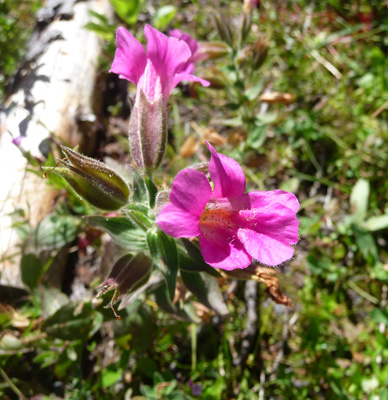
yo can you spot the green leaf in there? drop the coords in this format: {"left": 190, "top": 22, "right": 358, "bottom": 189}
{"left": 364, "top": 214, "right": 388, "bottom": 231}
{"left": 43, "top": 303, "right": 103, "bottom": 341}
{"left": 370, "top": 309, "right": 388, "bottom": 325}
{"left": 110, "top": 0, "right": 142, "bottom": 25}
{"left": 101, "top": 366, "right": 123, "bottom": 388}
{"left": 153, "top": 282, "right": 176, "bottom": 314}
{"left": 147, "top": 228, "right": 178, "bottom": 300}
{"left": 247, "top": 125, "right": 267, "bottom": 150}
{"left": 153, "top": 282, "right": 200, "bottom": 323}
{"left": 350, "top": 179, "right": 370, "bottom": 224}
{"left": 356, "top": 230, "right": 378, "bottom": 264}
{"left": 256, "top": 112, "right": 278, "bottom": 125}
{"left": 84, "top": 216, "right": 147, "bottom": 250}
{"left": 41, "top": 287, "right": 69, "bottom": 320}
{"left": 21, "top": 253, "right": 43, "bottom": 290}
{"left": 124, "top": 204, "right": 153, "bottom": 230}
{"left": 152, "top": 5, "right": 177, "bottom": 30}
{"left": 34, "top": 214, "right": 79, "bottom": 250}
{"left": 181, "top": 271, "right": 229, "bottom": 316}
{"left": 245, "top": 81, "right": 264, "bottom": 100}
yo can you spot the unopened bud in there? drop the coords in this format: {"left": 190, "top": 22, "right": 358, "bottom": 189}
{"left": 44, "top": 146, "right": 130, "bottom": 210}
{"left": 193, "top": 41, "right": 230, "bottom": 62}
{"left": 243, "top": 0, "right": 260, "bottom": 14}
{"left": 98, "top": 252, "right": 152, "bottom": 302}
{"left": 213, "top": 12, "right": 233, "bottom": 46}
{"left": 130, "top": 89, "right": 167, "bottom": 171}
{"left": 236, "top": 46, "right": 252, "bottom": 67}
{"left": 240, "top": 11, "right": 251, "bottom": 42}
{"left": 199, "top": 74, "right": 226, "bottom": 89}
{"left": 252, "top": 36, "right": 269, "bottom": 70}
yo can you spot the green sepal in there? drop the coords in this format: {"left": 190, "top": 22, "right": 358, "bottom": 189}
{"left": 145, "top": 175, "right": 158, "bottom": 208}
{"left": 146, "top": 227, "right": 178, "bottom": 301}
{"left": 43, "top": 146, "right": 130, "bottom": 211}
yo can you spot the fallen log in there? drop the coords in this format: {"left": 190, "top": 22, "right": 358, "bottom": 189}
{"left": 0, "top": 0, "right": 113, "bottom": 287}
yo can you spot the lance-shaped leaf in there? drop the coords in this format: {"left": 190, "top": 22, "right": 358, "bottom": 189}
{"left": 43, "top": 302, "right": 103, "bottom": 341}
{"left": 44, "top": 146, "right": 130, "bottom": 211}
{"left": 84, "top": 216, "right": 147, "bottom": 251}
{"left": 181, "top": 270, "right": 229, "bottom": 316}
{"left": 146, "top": 227, "right": 178, "bottom": 300}
{"left": 364, "top": 214, "right": 388, "bottom": 232}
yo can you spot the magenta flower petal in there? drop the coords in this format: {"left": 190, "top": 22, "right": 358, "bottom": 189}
{"left": 237, "top": 203, "right": 299, "bottom": 266}
{"left": 172, "top": 72, "right": 210, "bottom": 89}
{"left": 169, "top": 29, "right": 199, "bottom": 74}
{"left": 238, "top": 229, "right": 296, "bottom": 266}
{"left": 110, "top": 27, "right": 147, "bottom": 84}
{"left": 244, "top": 190, "right": 299, "bottom": 213}
{"left": 156, "top": 169, "right": 212, "bottom": 237}
{"left": 199, "top": 229, "right": 252, "bottom": 270}
{"left": 169, "top": 29, "right": 198, "bottom": 56}
{"left": 144, "top": 24, "right": 193, "bottom": 99}
{"left": 206, "top": 142, "right": 246, "bottom": 199}
{"left": 156, "top": 203, "right": 203, "bottom": 237}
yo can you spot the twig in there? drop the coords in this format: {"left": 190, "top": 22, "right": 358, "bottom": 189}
{"left": 371, "top": 99, "right": 388, "bottom": 119}
{"left": 234, "top": 280, "right": 258, "bottom": 366}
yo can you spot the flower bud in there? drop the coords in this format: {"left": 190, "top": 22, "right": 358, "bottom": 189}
{"left": 97, "top": 252, "right": 152, "bottom": 303}
{"left": 129, "top": 89, "right": 167, "bottom": 171}
{"left": 193, "top": 41, "right": 230, "bottom": 62}
{"left": 213, "top": 12, "right": 233, "bottom": 46}
{"left": 243, "top": 0, "right": 260, "bottom": 14}
{"left": 240, "top": 11, "right": 251, "bottom": 43}
{"left": 252, "top": 36, "right": 269, "bottom": 70}
{"left": 44, "top": 146, "right": 130, "bottom": 210}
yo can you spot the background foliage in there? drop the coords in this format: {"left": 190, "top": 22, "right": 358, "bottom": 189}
{"left": 1, "top": 0, "right": 388, "bottom": 399}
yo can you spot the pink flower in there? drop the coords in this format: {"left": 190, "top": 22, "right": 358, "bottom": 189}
{"left": 169, "top": 29, "right": 198, "bottom": 74}
{"left": 156, "top": 142, "right": 299, "bottom": 270}
{"left": 110, "top": 25, "right": 209, "bottom": 105}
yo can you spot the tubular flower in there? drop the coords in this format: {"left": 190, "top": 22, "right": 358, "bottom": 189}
{"left": 156, "top": 142, "right": 299, "bottom": 270}
{"left": 110, "top": 25, "right": 209, "bottom": 105}
{"left": 110, "top": 25, "right": 209, "bottom": 171}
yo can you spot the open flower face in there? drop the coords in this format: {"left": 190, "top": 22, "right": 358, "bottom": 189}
{"left": 156, "top": 142, "right": 299, "bottom": 270}
{"left": 110, "top": 25, "right": 209, "bottom": 105}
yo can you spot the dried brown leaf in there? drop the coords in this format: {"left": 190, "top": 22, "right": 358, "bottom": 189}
{"left": 259, "top": 92, "right": 296, "bottom": 105}
{"left": 221, "top": 264, "right": 293, "bottom": 307}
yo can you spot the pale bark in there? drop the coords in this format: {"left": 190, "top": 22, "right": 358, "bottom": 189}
{"left": 0, "top": 0, "right": 113, "bottom": 287}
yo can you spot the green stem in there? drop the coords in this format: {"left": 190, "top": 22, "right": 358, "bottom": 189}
{"left": 0, "top": 366, "right": 26, "bottom": 400}
{"left": 191, "top": 323, "right": 197, "bottom": 371}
